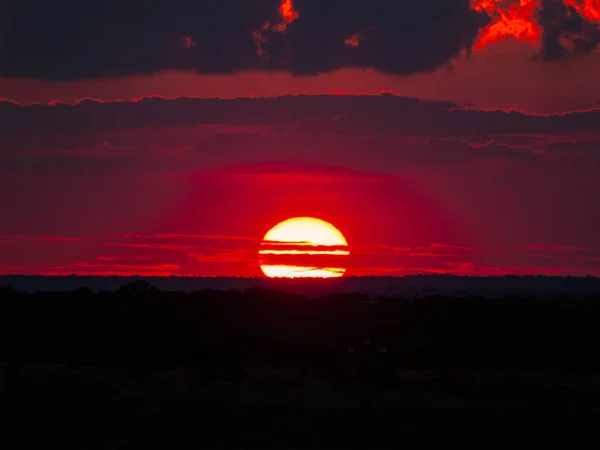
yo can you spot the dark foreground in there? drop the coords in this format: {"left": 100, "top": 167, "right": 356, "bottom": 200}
{"left": 2, "top": 282, "right": 600, "bottom": 447}
{"left": 4, "top": 364, "right": 600, "bottom": 448}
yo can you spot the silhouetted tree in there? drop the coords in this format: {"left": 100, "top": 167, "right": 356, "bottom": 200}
{"left": 118, "top": 280, "right": 157, "bottom": 296}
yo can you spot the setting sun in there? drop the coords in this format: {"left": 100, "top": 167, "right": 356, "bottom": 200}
{"left": 259, "top": 217, "right": 349, "bottom": 278}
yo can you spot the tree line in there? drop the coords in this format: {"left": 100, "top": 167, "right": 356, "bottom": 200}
{"left": 1, "top": 281, "right": 599, "bottom": 372}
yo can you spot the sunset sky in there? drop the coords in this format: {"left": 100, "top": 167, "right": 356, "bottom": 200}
{"left": 1, "top": 0, "right": 600, "bottom": 277}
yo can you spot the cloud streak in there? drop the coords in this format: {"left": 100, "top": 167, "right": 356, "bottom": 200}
{"left": 2, "top": 95, "right": 599, "bottom": 142}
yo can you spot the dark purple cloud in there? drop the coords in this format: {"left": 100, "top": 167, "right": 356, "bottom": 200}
{"left": 0, "top": 0, "right": 488, "bottom": 79}
{"left": 1, "top": 94, "right": 600, "bottom": 142}
{"left": 2, "top": 95, "right": 600, "bottom": 177}
{"left": 539, "top": 0, "right": 600, "bottom": 60}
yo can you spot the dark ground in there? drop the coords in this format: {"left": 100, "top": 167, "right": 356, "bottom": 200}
{"left": 2, "top": 282, "right": 600, "bottom": 448}
{"left": 4, "top": 365, "right": 599, "bottom": 448}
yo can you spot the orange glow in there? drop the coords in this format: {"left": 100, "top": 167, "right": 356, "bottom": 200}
{"left": 345, "top": 33, "right": 360, "bottom": 48}
{"left": 473, "top": 0, "right": 499, "bottom": 13}
{"left": 472, "top": 0, "right": 600, "bottom": 51}
{"left": 180, "top": 36, "right": 196, "bottom": 49}
{"left": 252, "top": 0, "right": 300, "bottom": 56}
{"left": 251, "top": 27, "right": 269, "bottom": 56}
{"left": 280, "top": 0, "right": 299, "bottom": 24}
{"left": 472, "top": 0, "right": 541, "bottom": 50}
{"left": 259, "top": 217, "right": 349, "bottom": 278}
{"left": 563, "top": 0, "right": 600, "bottom": 22}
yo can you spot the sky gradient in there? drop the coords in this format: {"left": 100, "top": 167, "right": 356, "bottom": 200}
{"left": 1, "top": 0, "right": 600, "bottom": 277}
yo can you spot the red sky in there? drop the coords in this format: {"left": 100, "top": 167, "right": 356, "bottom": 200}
{"left": 3, "top": 43, "right": 600, "bottom": 114}
{"left": 1, "top": 0, "right": 600, "bottom": 277}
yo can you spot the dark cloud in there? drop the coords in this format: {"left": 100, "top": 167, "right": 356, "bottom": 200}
{"left": 0, "top": 139, "right": 196, "bottom": 173}
{"left": 337, "top": 138, "right": 540, "bottom": 167}
{"left": 0, "top": 0, "right": 488, "bottom": 79}
{"left": 1, "top": 94, "right": 599, "bottom": 143}
{"left": 2, "top": 94, "right": 600, "bottom": 173}
{"left": 542, "top": 140, "right": 600, "bottom": 153}
{"left": 520, "top": 243, "right": 595, "bottom": 253}
{"left": 539, "top": 0, "right": 600, "bottom": 59}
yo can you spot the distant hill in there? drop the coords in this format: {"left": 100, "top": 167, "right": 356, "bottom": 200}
{"left": 2, "top": 274, "right": 600, "bottom": 297}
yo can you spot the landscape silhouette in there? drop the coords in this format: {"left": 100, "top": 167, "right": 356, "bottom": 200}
{"left": 2, "top": 277, "right": 600, "bottom": 447}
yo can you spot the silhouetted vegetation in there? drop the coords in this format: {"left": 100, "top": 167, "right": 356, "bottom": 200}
{"left": 2, "top": 281, "right": 600, "bottom": 371}
{"left": 2, "top": 281, "right": 600, "bottom": 447}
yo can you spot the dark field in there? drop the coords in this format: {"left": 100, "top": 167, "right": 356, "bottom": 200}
{"left": 2, "top": 281, "right": 600, "bottom": 448}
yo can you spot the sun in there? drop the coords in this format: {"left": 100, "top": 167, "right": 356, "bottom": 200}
{"left": 259, "top": 217, "right": 349, "bottom": 278}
